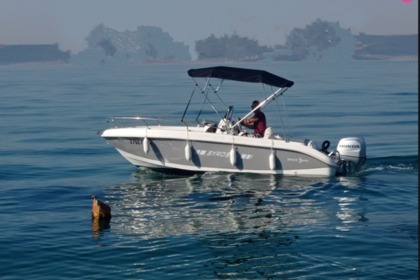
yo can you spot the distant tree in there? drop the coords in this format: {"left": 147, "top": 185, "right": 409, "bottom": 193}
{"left": 195, "top": 34, "right": 226, "bottom": 59}
{"left": 80, "top": 24, "right": 192, "bottom": 63}
{"left": 282, "top": 19, "right": 341, "bottom": 60}
{"left": 145, "top": 43, "right": 158, "bottom": 59}
{"left": 195, "top": 34, "right": 268, "bottom": 61}
{"left": 97, "top": 39, "right": 116, "bottom": 56}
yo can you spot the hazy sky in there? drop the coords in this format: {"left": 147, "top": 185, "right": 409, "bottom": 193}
{"left": 0, "top": 0, "right": 418, "bottom": 54}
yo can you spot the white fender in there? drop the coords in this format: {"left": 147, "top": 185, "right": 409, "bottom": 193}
{"left": 230, "top": 146, "right": 236, "bottom": 166}
{"left": 143, "top": 137, "right": 149, "bottom": 154}
{"left": 269, "top": 150, "right": 276, "bottom": 170}
{"left": 185, "top": 141, "right": 192, "bottom": 161}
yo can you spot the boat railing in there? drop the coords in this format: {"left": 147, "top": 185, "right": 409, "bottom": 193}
{"left": 107, "top": 116, "right": 208, "bottom": 128}
{"left": 107, "top": 116, "right": 164, "bottom": 128}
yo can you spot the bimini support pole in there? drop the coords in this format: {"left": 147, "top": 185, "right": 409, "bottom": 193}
{"left": 231, "top": 87, "right": 289, "bottom": 129}
{"left": 181, "top": 85, "right": 199, "bottom": 123}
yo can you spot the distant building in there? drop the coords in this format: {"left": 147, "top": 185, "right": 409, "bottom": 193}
{"left": 0, "top": 44, "right": 70, "bottom": 65}
{"left": 354, "top": 33, "right": 418, "bottom": 60}
{"left": 265, "top": 20, "right": 417, "bottom": 62}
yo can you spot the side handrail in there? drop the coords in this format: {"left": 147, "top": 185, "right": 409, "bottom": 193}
{"left": 107, "top": 116, "right": 201, "bottom": 128}
{"left": 107, "top": 116, "right": 162, "bottom": 127}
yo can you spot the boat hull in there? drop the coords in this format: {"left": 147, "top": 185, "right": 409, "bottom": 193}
{"left": 101, "top": 126, "right": 338, "bottom": 177}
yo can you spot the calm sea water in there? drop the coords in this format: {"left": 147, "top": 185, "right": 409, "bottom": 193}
{"left": 0, "top": 60, "right": 417, "bottom": 279}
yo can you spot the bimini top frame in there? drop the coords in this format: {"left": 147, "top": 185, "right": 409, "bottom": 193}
{"left": 182, "top": 66, "right": 294, "bottom": 130}
{"left": 187, "top": 66, "right": 294, "bottom": 88}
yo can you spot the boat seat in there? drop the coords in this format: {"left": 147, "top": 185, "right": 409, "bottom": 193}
{"left": 264, "top": 127, "right": 273, "bottom": 138}
{"left": 203, "top": 124, "right": 217, "bottom": 133}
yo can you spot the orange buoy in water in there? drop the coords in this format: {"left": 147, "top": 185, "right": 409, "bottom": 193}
{"left": 91, "top": 195, "right": 112, "bottom": 221}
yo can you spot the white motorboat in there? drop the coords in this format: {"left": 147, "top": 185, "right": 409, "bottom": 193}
{"left": 100, "top": 66, "right": 366, "bottom": 177}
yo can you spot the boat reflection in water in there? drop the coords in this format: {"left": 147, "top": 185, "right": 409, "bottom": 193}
{"left": 103, "top": 170, "right": 368, "bottom": 239}
{"left": 97, "top": 170, "right": 372, "bottom": 277}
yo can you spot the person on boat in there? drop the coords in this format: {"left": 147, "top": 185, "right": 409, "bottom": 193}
{"left": 241, "top": 100, "right": 267, "bottom": 137}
